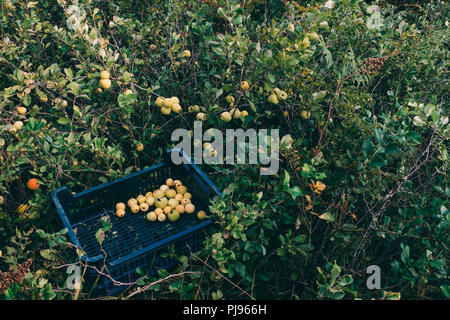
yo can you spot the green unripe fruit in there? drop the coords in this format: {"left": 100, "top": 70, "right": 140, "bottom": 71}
{"left": 167, "top": 210, "right": 180, "bottom": 222}
{"left": 300, "top": 110, "right": 311, "bottom": 119}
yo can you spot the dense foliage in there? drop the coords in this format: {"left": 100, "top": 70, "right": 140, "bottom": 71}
{"left": 0, "top": 0, "right": 448, "bottom": 300}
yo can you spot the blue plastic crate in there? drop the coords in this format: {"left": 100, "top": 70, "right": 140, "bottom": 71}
{"left": 51, "top": 148, "right": 221, "bottom": 295}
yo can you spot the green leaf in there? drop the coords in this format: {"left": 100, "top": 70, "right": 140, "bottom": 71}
{"left": 76, "top": 248, "right": 85, "bottom": 259}
{"left": 95, "top": 228, "right": 105, "bottom": 245}
{"left": 400, "top": 243, "right": 410, "bottom": 264}
{"left": 331, "top": 291, "right": 345, "bottom": 300}
{"left": 35, "top": 88, "right": 45, "bottom": 99}
{"left": 73, "top": 105, "right": 82, "bottom": 118}
{"left": 423, "top": 104, "right": 435, "bottom": 118}
{"left": 283, "top": 169, "right": 290, "bottom": 187}
{"left": 217, "top": 7, "right": 227, "bottom": 18}
{"left": 22, "top": 94, "right": 31, "bottom": 107}
{"left": 27, "top": 117, "right": 38, "bottom": 130}
{"left": 16, "top": 70, "right": 24, "bottom": 82}
{"left": 215, "top": 88, "right": 223, "bottom": 99}
{"left": 440, "top": 285, "right": 450, "bottom": 298}
{"left": 248, "top": 100, "right": 257, "bottom": 113}
{"left": 339, "top": 275, "right": 353, "bottom": 286}
{"left": 40, "top": 249, "right": 59, "bottom": 261}
{"left": 413, "top": 116, "right": 425, "bottom": 126}
{"left": 264, "top": 49, "right": 273, "bottom": 59}
{"left": 369, "top": 155, "right": 387, "bottom": 168}
{"left": 57, "top": 118, "right": 71, "bottom": 125}
{"left": 231, "top": 230, "right": 240, "bottom": 239}
{"left": 374, "top": 127, "right": 384, "bottom": 143}
{"left": 330, "top": 261, "right": 341, "bottom": 284}
{"left": 289, "top": 186, "right": 303, "bottom": 199}
{"left": 318, "top": 212, "right": 334, "bottom": 222}
{"left": 67, "top": 82, "right": 81, "bottom": 96}
{"left": 4, "top": 283, "right": 19, "bottom": 300}
{"left": 40, "top": 284, "right": 56, "bottom": 300}
{"left": 382, "top": 291, "right": 401, "bottom": 300}
{"left": 100, "top": 216, "right": 113, "bottom": 232}
{"left": 67, "top": 132, "right": 76, "bottom": 144}
{"left": 64, "top": 68, "right": 73, "bottom": 81}
{"left": 293, "top": 234, "right": 307, "bottom": 243}
{"left": 234, "top": 262, "right": 248, "bottom": 279}
{"left": 136, "top": 267, "right": 144, "bottom": 276}
{"left": 406, "top": 131, "right": 421, "bottom": 144}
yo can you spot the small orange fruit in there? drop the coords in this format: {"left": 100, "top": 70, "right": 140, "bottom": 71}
{"left": 26, "top": 178, "right": 39, "bottom": 191}
{"left": 116, "top": 209, "right": 125, "bottom": 218}
{"left": 197, "top": 210, "right": 206, "bottom": 220}
{"left": 241, "top": 81, "right": 250, "bottom": 91}
{"left": 165, "top": 189, "right": 176, "bottom": 199}
{"left": 146, "top": 196, "right": 155, "bottom": 206}
{"left": 168, "top": 198, "right": 179, "bottom": 208}
{"left": 116, "top": 202, "right": 126, "bottom": 210}
{"left": 155, "top": 96, "right": 165, "bottom": 107}
{"left": 220, "top": 111, "right": 232, "bottom": 122}
{"left": 181, "top": 198, "right": 191, "bottom": 205}
{"left": 146, "top": 211, "right": 157, "bottom": 222}
{"left": 174, "top": 180, "right": 183, "bottom": 187}
{"left": 130, "top": 204, "right": 140, "bottom": 214}
{"left": 16, "top": 107, "right": 27, "bottom": 115}
{"left": 175, "top": 204, "right": 185, "bottom": 214}
{"left": 137, "top": 195, "right": 146, "bottom": 204}
{"left": 13, "top": 121, "right": 24, "bottom": 131}
{"left": 171, "top": 103, "right": 182, "bottom": 113}
{"left": 161, "top": 107, "right": 172, "bottom": 115}
{"left": 154, "top": 208, "right": 163, "bottom": 216}
{"left": 185, "top": 203, "right": 195, "bottom": 214}
{"left": 163, "top": 206, "right": 172, "bottom": 215}
{"left": 136, "top": 143, "right": 144, "bottom": 152}
{"left": 181, "top": 50, "right": 191, "bottom": 58}
{"left": 196, "top": 112, "right": 207, "bottom": 121}
{"left": 153, "top": 189, "right": 164, "bottom": 199}
{"left": 176, "top": 185, "right": 187, "bottom": 195}
{"left": 140, "top": 202, "right": 150, "bottom": 212}
{"left": 99, "top": 78, "right": 112, "bottom": 90}
{"left": 128, "top": 198, "right": 137, "bottom": 207}
{"left": 100, "top": 70, "right": 110, "bottom": 79}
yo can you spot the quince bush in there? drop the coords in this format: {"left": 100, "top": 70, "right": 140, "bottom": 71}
{"left": 0, "top": 0, "right": 448, "bottom": 300}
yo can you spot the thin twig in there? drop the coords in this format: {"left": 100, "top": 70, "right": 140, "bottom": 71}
{"left": 190, "top": 252, "right": 255, "bottom": 300}
{"left": 124, "top": 271, "right": 201, "bottom": 299}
